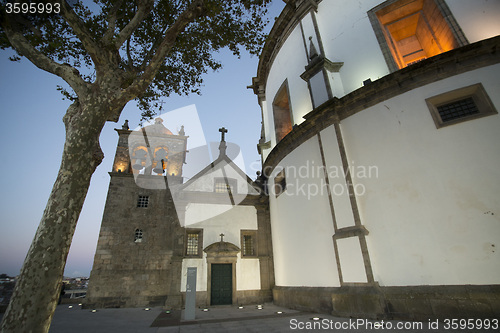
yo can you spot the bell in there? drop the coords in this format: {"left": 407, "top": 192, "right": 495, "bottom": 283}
{"left": 153, "top": 159, "right": 165, "bottom": 174}
{"left": 132, "top": 158, "right": 145, "bottom": 170}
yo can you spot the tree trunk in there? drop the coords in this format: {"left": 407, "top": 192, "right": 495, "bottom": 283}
{"left": 0, "top": 100, "right": 107, "bottom": 333}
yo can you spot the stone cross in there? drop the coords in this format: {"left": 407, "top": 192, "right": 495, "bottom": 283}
{"left": 219, "top": 233, "right": 225, "bottom": 242}
{"left": 219, "top": 127, "right": 228, "bottom": 142}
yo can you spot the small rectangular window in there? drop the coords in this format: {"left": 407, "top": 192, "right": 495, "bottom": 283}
{"left": 137, "top": 195, "right": 149, "bottom": 208}
{"left": 241, "top": 230, "right": 257, "bottom": 257}
{"left": 185, "top": 229, "right": 203, "bottom": 257}
{"left": 436, "top": 97, "right": 479, "bottom": 123}
{"left": 134, "top": 229, "right": 143, "bottom": 243}
{"left": 426, "top": 83, "right": 497, "bottom": 128}
{"left": 214, "top": 178, "right": 237, "bottom": 194}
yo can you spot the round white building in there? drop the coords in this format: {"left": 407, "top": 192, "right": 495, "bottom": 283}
{"left": 251, "top": 0, "right": 500, "bottom": 319}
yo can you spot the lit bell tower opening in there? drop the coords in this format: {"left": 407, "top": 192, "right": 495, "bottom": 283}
{"left": 111, "top": 118, "right": 188, "bottom": 185}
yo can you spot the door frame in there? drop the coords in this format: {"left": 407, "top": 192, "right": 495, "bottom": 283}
{"left": 205, "top": 242, "right": 239, "bottom": 306}
{"left": 208, "top": 262, "right": 234, "bottom": 305}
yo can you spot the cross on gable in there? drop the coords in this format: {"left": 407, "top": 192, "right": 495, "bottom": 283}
{"left": 219, "top": 233, "right": 225, "bottom": 242}
{"left": 219, "top": 127, "right": 228, "bottom": 142}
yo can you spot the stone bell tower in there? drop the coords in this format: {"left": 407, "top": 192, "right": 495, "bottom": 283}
{"left": 86, "top": 118, "right": 188, "bottom": 309}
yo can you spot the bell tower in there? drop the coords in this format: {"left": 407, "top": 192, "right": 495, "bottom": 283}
{"left": 111, "top": 117, "right": 188, "bottom": 184}
{"left": 86, "top": 118, "right": 188, "bottom": 309}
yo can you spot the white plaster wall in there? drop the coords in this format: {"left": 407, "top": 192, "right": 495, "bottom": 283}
{"left": 236, "top": 254, "right": 261, "bottom": 290}
{"left": 319, "top": 126, "right": 356, "bottom": 229}
{"left": 183, "top": 162, "right": 259, "bottom": 195}
{"left": 301, "top": 12, "right": 319, "bottom": 57}
{"left": 315, "top": 0, "right": 390, "bottom": 95}
{"left": 340, "top": 65, "right": 500, "bottom": 286}
{"left": 310, "top": 71, "right": 329, "bottom": 107}
{"left": 268, "top": 137, "right": 340, "bottom": 287}
{"left": 185, "top": 204, "right": 257, "bottom": 243}
{"left": 261, "top": 0, "right": 498, "bottom": 159}
{"left": 337, "top": 237, "right": 367, "bottom": 283}
{"left": 181, "top": 204, "right": 260, "bottom": 292}
{"left": 264, "top": 25, "right": 312, "bottom": 148}
{"left": 445, "top": 0, "right": 500, "bottom": 43}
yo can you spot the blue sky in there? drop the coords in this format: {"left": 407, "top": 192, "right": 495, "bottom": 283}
{"left": 0, "top": 1, "right": 285, "bottom": 277}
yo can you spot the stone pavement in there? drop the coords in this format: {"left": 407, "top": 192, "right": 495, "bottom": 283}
{"left": 44, "top": 303, "right": 481, "bottom": 332}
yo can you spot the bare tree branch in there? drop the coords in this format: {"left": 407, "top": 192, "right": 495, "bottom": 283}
{"left": 114, "top": 0, "right": 155, "bottom": 49}
{"left": 1, "top": 16, "right": 88, "bottom": 96}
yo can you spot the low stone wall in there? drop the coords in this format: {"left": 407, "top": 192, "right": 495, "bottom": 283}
{"left": 273, "top": 285, "right": 500, "bottom": 320}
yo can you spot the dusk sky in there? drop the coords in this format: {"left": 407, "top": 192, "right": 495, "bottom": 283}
{"left": 0, "top": 1, "right": 285, "bottom": 278}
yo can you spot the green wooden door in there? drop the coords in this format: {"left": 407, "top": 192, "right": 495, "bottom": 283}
{"left": 211, "top": 264, "right": 232, "bottom": 305}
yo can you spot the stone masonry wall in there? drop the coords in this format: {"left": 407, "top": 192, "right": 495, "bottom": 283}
{"left": 85, "top": 173, "right": 184, "bottom": 308}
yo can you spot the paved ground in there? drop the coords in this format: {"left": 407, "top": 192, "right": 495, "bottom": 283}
{"left": 1, "top": 303, "right": 486, "bottom": 332}
{"left": 43, "top": 303, "right": 486, "bottom": 332}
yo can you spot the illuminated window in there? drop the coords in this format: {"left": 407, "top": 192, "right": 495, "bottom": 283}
{"left": 273, "top": 80, "right": 293, "bottom": 143}
{"left": 185, "top": 229, "right": 203, "bottom": 257}
{"left": 368, "top": 0, "right": 467, "bottom": 71}
{"left": 214, "top": 178, "right": 236, "bottom": 194}
{"left": 426, "top": 83, "right": 498, "bottom": 129}
{"left": 241, "top": 231, "right": 257, "bottom": 257}
{"left": 137, "top": 195, "right": 149, "bottom": 208}
{"left": 134, "top": 229, "right": 143, "bottom": 243}
{"left": 274, "top": 170, "right": 286, "bottom": 198}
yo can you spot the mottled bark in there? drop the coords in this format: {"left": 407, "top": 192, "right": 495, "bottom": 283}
{"left": 0, "top": 100, "right": 107, "bottom": 333}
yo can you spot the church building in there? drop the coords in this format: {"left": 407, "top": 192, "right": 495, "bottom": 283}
{"left": 87, "top": 0, "right": 500, "bottom": 321}
{"left": 85, "top": 119, "right": 274, "bottom": 309}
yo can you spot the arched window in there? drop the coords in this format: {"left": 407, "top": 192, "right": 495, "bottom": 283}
{"left": 273, "top": 80, "right": 293, "bottom": 143}
{"left": 134, "top": 229, "right": 143, "bottom": 243}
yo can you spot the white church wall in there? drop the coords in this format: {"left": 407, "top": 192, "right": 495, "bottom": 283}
{"left": 183, "top": 163, "right": 259, "bottom": 195}
{"left": 315, "top": 0, "right": 390, "bottom": 96}
{"left": 336, "top": 237, "right": 368, "bottom": 283}
{"left": 340, "top": 65, "right": 500, "bottom": 286}
{"left": 445, "top": 0, "right": 500, "bottom": 43}
{"left": 319, "top": 126, "right": 356, "bottom": 229}
{"left": 236, "top": 255, "right": 261, "bottom": 290}
{"left": 181, "top": 204, "right": 260, "bottom": 291}
{"left": 264, "top": 24, "right": 312, "bottom": 146}
{"left": 309, "top": 71, "right": 329, "bottom": 108}
{"left": 269, "top": 136, "right": 340, "bottom": 287}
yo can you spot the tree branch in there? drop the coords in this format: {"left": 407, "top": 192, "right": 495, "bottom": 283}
{"left": 119, "top": 0, "right": 205, "bottom": 102}
{"left": 58, "top": 0, "right": 103, "bottom": 66}
{"left": 102, "top": 0, "right": 125, "bottom": 44}
{"left": 1, "top": 16, "right": 88, "bottom": 96}
{"left": 114, "top": 0, "right": 154, "bottom": 49}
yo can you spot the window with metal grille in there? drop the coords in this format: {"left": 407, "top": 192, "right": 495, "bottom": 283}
{"left": 437, "top": 97, "right": 479, "bottom": 123}
{"left": 214, "top": 178, "right": 236, "bottom": 193}
{"left": 215, "top": 181, "right": 232, "bottom": 193}
{"left": 241, "top": 230, "right": 257, "bottom": 257}
{"left": 137, "top": 195, "right": 149, "bottom": 208}
{"left": 426, "top": 83, "right": 497, "bottom": 129}
{"left": 242, "top": 235, "right": 254, "bottom": 256}
{"left": 134, "top": 229, "right": 143, "bottom": 243}
{"left": 185, "top": 229, "right": 202, "bottom": 257}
